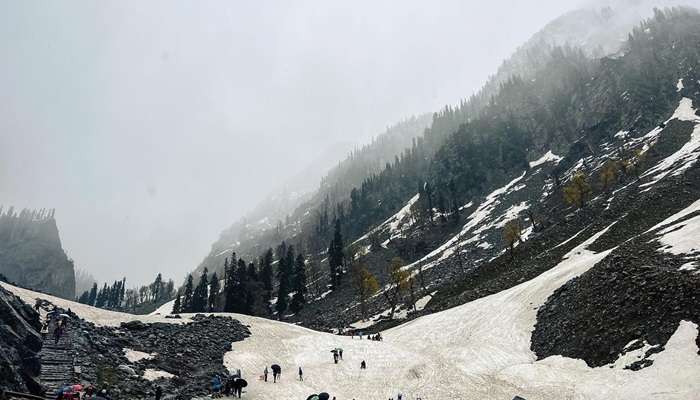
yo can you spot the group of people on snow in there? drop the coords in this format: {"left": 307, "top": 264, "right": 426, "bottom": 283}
{"left": 212, "top": 373, "right": 247, "bottom": 398}
{"left": 350, "top": 331, "right": 382, "bottom": 341}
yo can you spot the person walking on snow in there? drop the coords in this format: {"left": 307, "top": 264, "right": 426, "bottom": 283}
{"left": 298, "top": 367, "right": 303, "bottom": 381}
{"left": 271, "top": 364, "right": 281, "bottom": 383}
{"left": 263, "top": 367, "right": 268, "bottom": 382}
{"left": 333, "top": 352, "right": 338, "bottom": 364}
{"left": 360, "top": 360, "right": 366, "bottom": 369}
{"left": 155, "top": 385, "right": 162, "bottom": 400}
{"left": 339, "top": 349, "right": 343, "bottom": 360}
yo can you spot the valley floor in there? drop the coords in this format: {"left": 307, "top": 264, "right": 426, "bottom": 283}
{"left": 3, "top": 224, "right": 699, "bottom": 399}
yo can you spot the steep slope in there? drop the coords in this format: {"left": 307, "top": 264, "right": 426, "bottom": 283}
{"left": 192, "top": 2, "right": 700, "bottom": 290}
{"left": 0, "top": 284, "right": 42, "bottom": 394}
{"left": 269, "top": 7, "right": 700, "bottom": 334}
{"left": 0, "top": 209, "right": 75, "bottom": 299}
{"left": 193, "top": 115, "right": 431, "bottom": 279}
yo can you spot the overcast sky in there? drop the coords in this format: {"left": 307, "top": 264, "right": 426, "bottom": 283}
{"left": 0, "top": 0, "right": 588, "bottom": 286}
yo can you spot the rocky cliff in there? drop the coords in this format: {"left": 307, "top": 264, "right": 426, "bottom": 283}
{"left": 0, "top": 208, "right": 76, "bottom": 299}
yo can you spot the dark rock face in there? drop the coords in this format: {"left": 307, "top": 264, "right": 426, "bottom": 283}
{"left": 0, "top": 285, "right": 43, "bottom": 394}
{"left": 0, "top": 214, "right": 76, "bottom": 299}
{"left": 532, "top": 246, "right": 700, "bottom": 367}
{"left": 68, "top": 313, "right": 250, "bottom": 400}
{"left": 531, "top": 164, "right": 700, "bottom": 367}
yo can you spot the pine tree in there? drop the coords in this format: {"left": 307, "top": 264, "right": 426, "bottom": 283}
{"left": 172, "top": 290, "right": 182, "bottom": 314}
{"left": 208, "top": 272, "right": 220, "bottom": 311}
{"left": 78, "top": 290, "right": 90, "bottom": 304}
{"left": 275, "top": 246, "right": 292, "bottom": 318}
{"left": 153, "top": 273, "right": 163, "bottom": 303}
{"left": 95, "top": 283, "right": 108, "bottom": 307}
{"left": 260, "top": 249, "right": 274, "bottom": 315}
{"left": 247, "top": 262, "right": 258, "bottom": 281}
{"left": 88, "top": 283, "right": 98, "bottom": 306}
{"left": 290, "top": 253, "right": 307, "bottom": 313}
{"left": 327, "top": 219, "right": 345, "bottom": 289}
{"left": 183, "top": 274, "right": 194, "bottom": 312}
{"left": 235, "top": 258, "right": 249, "bottom": 314}
{"left": 224, "top": 257, "right": 237, "bottom": 312}
{"left": 261, "top": 249, "right": 273, "bottom": 291}
{"left": 192, "top": 268, "right": 209, "bottom": 312}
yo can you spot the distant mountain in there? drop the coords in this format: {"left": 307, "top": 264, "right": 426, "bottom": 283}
{"left": 193, "top": 115, "right": 432, "bottom": 278}
{"left": 187, "top": 5, "right": 700, "bottom": 356}
{"left": 0, "top": 207, "right": 76, "bottom": 299}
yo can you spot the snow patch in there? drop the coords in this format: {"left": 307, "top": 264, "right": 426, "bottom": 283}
{"left": 142, "top": 369, "right": 175, "bottom": 381}
{"left": 124, "top": 348, "right": 154, "bottom": 363}
{"left": 640, "top": 98, "right": 700, "bottom": 188}
{"left": 353, "top": 193, "right": 420, "bottom": 244}
{"left": 677, "top": 78, "right": 684, "bottom": 92}
{"left": 654, "top": 212, "right": 700, "bottom": 256}
{"left": 614, "top": 130, "right": 629, "bottom": 139}
{"left": 529, "top": 150, "right": 563, "bottom": 168}
{"left": 149, "top": 299, "right": 175, "bottom": 315}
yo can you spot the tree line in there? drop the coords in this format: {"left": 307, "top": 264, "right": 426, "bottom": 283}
{"left": 173, "top": 242, "right": 315, "bottom": 319}
{"left": 77, "top": 273, "right": 176, "bottom": 313}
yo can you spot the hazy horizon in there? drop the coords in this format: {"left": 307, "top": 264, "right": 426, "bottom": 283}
{"left": 0, "top": 0, "right": 589, "bottom": 286}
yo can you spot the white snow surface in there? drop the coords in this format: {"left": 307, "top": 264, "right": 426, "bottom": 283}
{"left": 4, "top": 223, "right": 700, "bottom": 398}
{"left": 353, "top": 193, "right": 419, "bottom": 244}
{"left": 641, "top": 97, "right": 700, "bottom": 188}
{"left": 677, "top": 78, "right": 685, "bottom": 92}
{"left": 216, "top": 224, "right": 700, "bottom": 399}
{"left": 150, "top": 299, "right": 175, "bottom": 315}
{"left": 143, "top": 369, "right": 175, "bottom": 381}
{"left": 614, "top": 130, "right": 629, "bottom": 139}
{"left": 653, "top": 207, "right": 700, "bottom": 256}
{"left": 124, "top": 348, "right": 154, "bottom": 362}
{"left": 529, "top": 150, "right": 563, "bottom": 168}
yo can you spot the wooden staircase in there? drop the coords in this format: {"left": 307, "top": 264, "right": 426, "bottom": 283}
{"left": 39, "top": 318, "right": 77, "bottom": 398}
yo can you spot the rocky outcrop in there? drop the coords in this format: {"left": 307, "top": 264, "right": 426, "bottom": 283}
{"left": 0, "top": 285, "right": 42, "bottom": 394}
{"left": 531, "top": 166, "right": 700, "bottom": 367}
{"left": 69, "top": 313, "right": 250, "bottom": 399}
{"left": 0, "top": 210, "right": 75, "bottom": 299}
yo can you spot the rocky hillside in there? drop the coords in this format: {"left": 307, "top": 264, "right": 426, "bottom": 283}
{"left": 0, "top": 284, "right": 42, "bottom": 394}
{"left": 257, "top": 6, "right": 700, "bottom": 345}
{"left": 0, "top": 208, "right": 76, "bottom": 299}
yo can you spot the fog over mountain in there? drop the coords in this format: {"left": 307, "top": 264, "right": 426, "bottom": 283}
{"left": 4, "top": 0, "right": 685, "bottom": 285}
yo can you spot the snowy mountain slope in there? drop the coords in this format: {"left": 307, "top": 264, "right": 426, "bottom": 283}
{"left": 4, "top": 230, "right": 700, "bottom": 399}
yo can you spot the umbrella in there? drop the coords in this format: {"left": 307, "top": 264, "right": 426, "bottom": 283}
{"left": 234, "top": 378, "right": 248, "bottom": 388}
{"left": 271, "top": 364, "right": 281, "bottom": 373}
{"left": 306, "top": 395, "right": 320, "bottom": 400}
{"left": 330, "top": 349, "right": 338, "bottom": 354}
{"left": 319, "top": 392, "right": 330, "bottom": 400}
